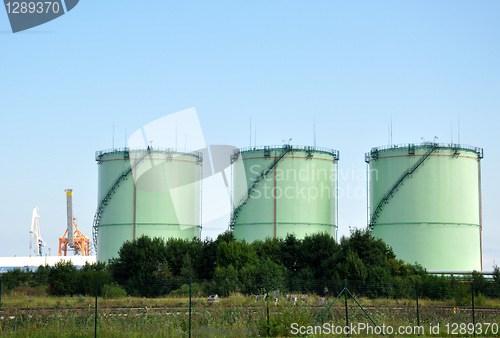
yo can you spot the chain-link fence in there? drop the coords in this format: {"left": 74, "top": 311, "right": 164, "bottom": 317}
{"left": 1, "top": 276, "right": 499, "bottom": 337}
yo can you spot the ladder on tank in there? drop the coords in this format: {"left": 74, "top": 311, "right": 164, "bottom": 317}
{"left": 368, "top": 143, "right": 438, "bottom": 229}
{"left": 92, "top": 149, "right": 152, "bottom": 250}
{"left": 229, "top": 145, "right": 292, "bottom": 229}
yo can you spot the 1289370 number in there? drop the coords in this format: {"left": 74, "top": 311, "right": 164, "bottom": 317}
{"left": 5, "top": 2, "right": 60, "bottom": 14}
{"left": 445, "top": 323, "right": 498, "bottom": 335}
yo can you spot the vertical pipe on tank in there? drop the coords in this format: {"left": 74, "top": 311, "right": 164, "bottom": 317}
{"left": 199, "top": 154, "right": 203, "bottom": 236}
{"left": 335, "top": 157, "right": 339, "bottom": 240}
{"left": 132, "top": 164, "right": 137, "bottom": 241}
{"left": 478, "top": 160, "right": 483, "bottom": 270}
{"left": 273, "top": 153, "right": 277, "bottom": 239}
{"left": 366, "top": 162, "right": 370, "bottom": 228}
{"left": 230, "top": 156, "right": 233, "bottom": 231}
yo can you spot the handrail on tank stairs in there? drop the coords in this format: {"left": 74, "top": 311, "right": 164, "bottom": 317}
{"left": 92, "top": 149, "right": 152, "bottom": 250}
{"left": 368, "top": 143, "right": 438, "bottom": 229}
{"left": 229, "top": 145, "right": 292, "bottom": 229}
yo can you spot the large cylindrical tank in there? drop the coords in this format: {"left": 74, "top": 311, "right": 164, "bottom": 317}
{"left": 366, "top": 143, "right": 484, "bottom": 271}
{"left": 230, "top": 145, "right": 339, "bottom": 242}
{"left": 94, "top": 148, "right": 202, "bottom": 262}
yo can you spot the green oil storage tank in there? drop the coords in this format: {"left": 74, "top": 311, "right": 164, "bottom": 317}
{"left": 93, "top": 148, "right": 202, "bottom": 263}
{"left": 366, "top": 143, "right": 484, "bottom": 271}
{"left": 230, "top": 145, "right": 339, "bottom": 242}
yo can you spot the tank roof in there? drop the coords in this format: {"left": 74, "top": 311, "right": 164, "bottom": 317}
{"left": 95, "top": 147, "right": 203, "bottom": 162}
{"left": 235, "top": 145, "right": 339, "bottom": 159}
{"left": 365, "top": 142, "right": 483, "bottom": 162}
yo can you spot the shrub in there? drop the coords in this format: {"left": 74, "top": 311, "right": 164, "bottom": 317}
{"left": 48, "top": 261, "right": 78, "bottom": 296}
{"left": 1, "top": 268, "right": 31, "bottom": 290}
{"left": 170, "top": 282, "right": 207, "bottom": 297}
{"left": 102, "top": 283, "right": 127, "bottom": 299}
{"left": 452, "top": 281, "right": 471, "bottom": 306}
{"left": 421, "top": 275, "right": 453, "bottom": 300}
{"left": 475, "top": 292, "right": 485, "bottom": 306}
{"left": 12, "top": 286, "right": 47, "bottom": 297}
{"left": 108, "top": 236, "right": 175, "bottom": 297}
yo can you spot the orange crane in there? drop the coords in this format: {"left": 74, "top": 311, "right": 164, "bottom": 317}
{"left": 58, "top": 189, "right": 92, "bottom": 256}
{"left": 58, "top": 218, "right": 92, "bottom": 256}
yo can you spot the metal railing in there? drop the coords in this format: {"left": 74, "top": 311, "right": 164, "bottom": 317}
{"left": 95, "top": 147, "right": 203, "bottom": 162}
{"left": 365, "top": 142, "right": 483, "bottom": 162}
{"left": 235, "top": 145, "right": 339, "bottom": 160}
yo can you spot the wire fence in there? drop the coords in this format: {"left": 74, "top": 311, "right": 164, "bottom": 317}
{"left": 0, "top": 277, "right": 499, "bottom": 337}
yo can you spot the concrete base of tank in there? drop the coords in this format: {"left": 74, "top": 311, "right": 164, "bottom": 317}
{"left": 372, "top": 223, "right": 481, "bottom": 271}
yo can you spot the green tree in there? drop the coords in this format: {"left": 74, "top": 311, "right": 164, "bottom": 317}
{"left": 180, "top": 254, "right": 196, "bottom": 280}
{"left": 216, "top": 240, "right": 258, "bottom": 270}
{"left": 252, "top": 238, "right": 282, "bottom": 265}
{"left": 493, "top": 265, "right": 500, "bottom": 283}
{"left": 341, "top": 249, "right": 368, "bottom": 281}
{"left": 1, "top": 268, "right": 31, "bottom": 290}
{"left": 340, "top": 228, "right": 396, "bottom": 268}
{"left": 493, "top": 265, "right": 500, "bottom": 297}
{"left": 77, "top": 262, "right": 112, "bottom": 296}
{"left": 48, "top": 261, "right": 78, "bottom": 296}
{"left": 108, "top": 236, "right": 172, "bottom": 297}
{"left": 197, "top": 231, "right": 236, "bottom": 280}
{"left": 301, "top": 232, "right": 339, "bottom": 280}
{"left": 199, "top": 238, "right": 218, "bottom": 280}
{"left": 213, "top": 265, "right": 239, "bottom": 296}
{"left": 164, "top": 238, "right": 194, "bottom": 276}
{"left": 471, "top": 271, "right": 488, "bottom": 296}
{"left": 420, "top": 274, "right": 452, "bottom": 300}
{"left": 259, "top": 258, "right": 285, "bottom": 291}
{"left": 280, "top": 235, "right": 301, "bottom": 271}
{"left": 32, "top": 265, "right": 50, "bottom": 287}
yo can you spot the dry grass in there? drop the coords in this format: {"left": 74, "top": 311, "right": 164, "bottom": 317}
{"left": 1, "top": 293, "right": 499, "bottom": 337}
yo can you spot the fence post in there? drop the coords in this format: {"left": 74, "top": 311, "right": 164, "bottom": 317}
{"left": 266, "top": 277, "right": 270, "bottom": 336}
{"left": 344, "top": 279, "right": 349, "bottom": 337}
{"left": 471, "top": 281, "right": 476, "bottom": 337}
{"left": 189, "top": 278, "right": 192, "bottom": 338}
{"left": 95, "top": 277, "right": 98, "bottom": 338}
{"left": 415, "top": 281, "right": 420, "bottom": 334}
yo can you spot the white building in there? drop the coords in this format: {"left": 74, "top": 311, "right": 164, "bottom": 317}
{"left": 0, "top": 256, "right": 97, "bottom": 273}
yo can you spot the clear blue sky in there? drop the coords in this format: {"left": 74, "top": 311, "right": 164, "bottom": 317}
{"left": 1, "top": 1, "right": 498, "bottom": 269}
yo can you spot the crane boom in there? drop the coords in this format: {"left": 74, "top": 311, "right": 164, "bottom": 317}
{"left": 66, "top": 189, "right": 74, "bottom": 246}
{"left": 30, "top": 206, "right": 45, "bottom": 256}
{"left": 58, "top": 189, "right": 92, "bottom": 256}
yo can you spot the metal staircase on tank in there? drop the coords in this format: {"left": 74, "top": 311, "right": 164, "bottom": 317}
{"left": 368, "top": 143, "right": 438, "bottom": 229}
{"left": 229, "top": 145, "right": 292, "bottom": 229}
{"left": 92, "top": 149, "right": 152, "bottom": 249}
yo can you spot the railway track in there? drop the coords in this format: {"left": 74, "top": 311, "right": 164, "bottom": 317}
{"left": 1, "top": 304, "right": 499, "bottom": 316}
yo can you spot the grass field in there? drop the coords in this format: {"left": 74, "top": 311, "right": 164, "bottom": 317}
{"left": 1, "top": 288, "right": 499, "bottom": 337}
